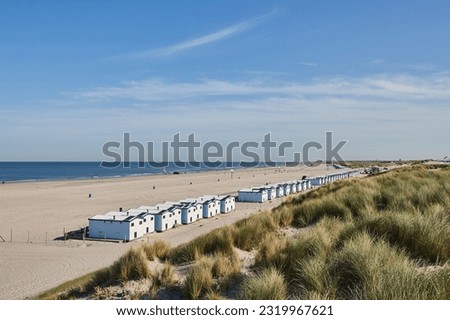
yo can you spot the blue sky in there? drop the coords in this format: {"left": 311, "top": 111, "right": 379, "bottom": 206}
{"left": 1, "top": 0, "right": 449, "bottom": 161}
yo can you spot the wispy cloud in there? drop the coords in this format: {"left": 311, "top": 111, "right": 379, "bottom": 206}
{"left": 111, "top": 11, "right": 278, "bottom": 60}
{"left": 76, "top": 73, "right": 450, "bottom": 104}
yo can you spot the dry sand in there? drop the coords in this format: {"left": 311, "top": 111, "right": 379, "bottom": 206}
{"left": 0, "top": 164, "right": 346, "bottom": 299}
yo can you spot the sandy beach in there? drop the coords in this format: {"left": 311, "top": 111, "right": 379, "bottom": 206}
{"left": 0, "top": 164, "right": 346, "bottom": 299}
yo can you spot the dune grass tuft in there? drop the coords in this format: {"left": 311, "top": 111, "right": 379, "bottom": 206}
{"left": 110, "top": 248, "right": 151, "bottom": 282}
{"left": 254, "top": 233, "right": 289, "bottom": 270}
{"left": 232, "top": 212, "right": 278, "bottom": 251}
{"left": 169, "top": 227, "right": 235, "bottom": 264}
{"left": 212, "top": 251, "right": 241, "bottom": 278}
{"left": 142, "top": 240, "right": 171, "bottom": 261}
{"left": 151, "top": 263, "right": 175, "bottom": 288}
{"left": 240, "top": 268, "right": 287, "bottom": 300}
{"left": 182, "top": 257, "right": 214, "bottom": 299}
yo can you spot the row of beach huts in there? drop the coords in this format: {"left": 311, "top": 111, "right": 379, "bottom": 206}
{"left": 88, "top": 195, "right": 235, "bottom": 241}
{"left": 238, "top": 171, "right": 358, "bottom": 203}
{"left": 88, "top": 170, "right": 358, "bottom": 242}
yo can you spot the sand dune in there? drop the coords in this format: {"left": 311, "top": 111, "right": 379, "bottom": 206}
{"left": 0, "top": 164, "right": 343, "bottom": 299}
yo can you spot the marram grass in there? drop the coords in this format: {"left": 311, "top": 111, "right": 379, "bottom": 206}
{"left": 240, "top": 267, "right": 288, "bottom": 300}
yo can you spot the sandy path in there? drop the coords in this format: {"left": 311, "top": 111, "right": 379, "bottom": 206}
{"left": 0, "top": 164, "right": 345, "bottom": 299}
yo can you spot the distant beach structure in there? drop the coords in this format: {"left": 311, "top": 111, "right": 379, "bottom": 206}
{"left": 238, "top": 188, "right": 268, "bottom": 203}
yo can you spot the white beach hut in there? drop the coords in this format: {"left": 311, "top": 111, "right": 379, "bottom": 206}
{"left": 199, "top": 195, "right": 220, "bottom": 218}
{"left": 218, "top": 195, "right": 235, "bottom": 213}
{"left": 309, "top": 176, "right": 323, "bottom": 186}
{"left": 138, "top": 204, "right": 181, "bottom": 232}
{"left": 179, "top": 199, "right": 203, "bottom": 224}
{"left": 88, "top": 209, "right": 152, "bottom": 241}
{"left": 238, "top": 188, "right": 268, "bottom": 203}
{"left": 178, "top": 202, "right": 198, "bottom": 224}
{"left": 282, "top": 183, "right": 291, "bottom": 196}
{"left": 253, "top": 186, "right": 276, "bottom": 200}
{"left": 266, "top": 186, "right": 277, "bottom": 200}
{"left": 290, "top": 181, "right": 298, "bottom": 193}
{"left": 275, "top": 184, "right": 285, "bottom": 197}
{"left": 301, "top": 180, "right": 307, "bottom": 190}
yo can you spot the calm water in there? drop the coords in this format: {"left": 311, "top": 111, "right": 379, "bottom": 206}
{"left": 0, "top": 162, "right": 266, "bottom": 182}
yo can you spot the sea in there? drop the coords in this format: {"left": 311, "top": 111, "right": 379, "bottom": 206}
{"left": 0, "top": 161, "right": 272, "bottom": 182}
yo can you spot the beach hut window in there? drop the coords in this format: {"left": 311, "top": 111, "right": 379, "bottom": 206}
{"left": 151, "top": 217, "right": 154, "bottom": 221}
{"left": 144, "top": 219, "right": 146, "bottom": 222}
{"left": 131, "top": 223, "right": 134, "bottom": 227}
{"left": 139, "top": 221, "right": 142, "bottom": 225}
